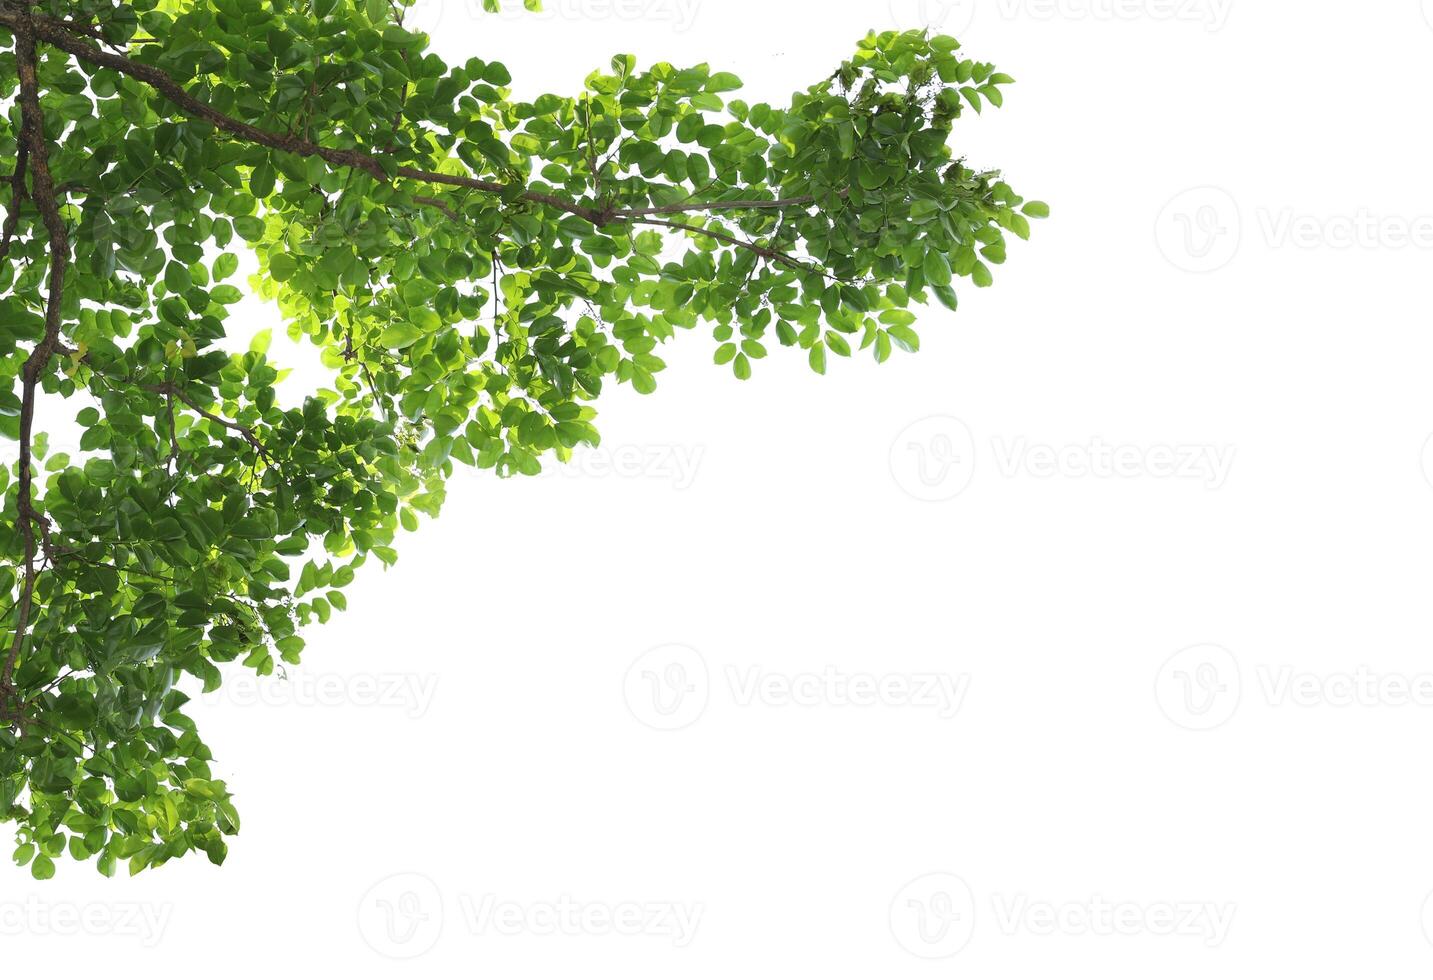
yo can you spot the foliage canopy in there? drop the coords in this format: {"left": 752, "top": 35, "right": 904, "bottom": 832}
{"left": 0, "top": 0, "right": 1043, "bottom": 876}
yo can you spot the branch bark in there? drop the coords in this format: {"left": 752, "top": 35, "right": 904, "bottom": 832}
{"left": 3, "top": 11, "right": 70, "bottom": 701}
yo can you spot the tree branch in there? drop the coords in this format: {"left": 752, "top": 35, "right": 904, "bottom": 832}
{"left": 0, "top": 10, "right": 842, "bottom": 236}
{"left": 3, "top": 11, "right": 610, "bottom": 225}
{"left": 0, "top": 117, "right": 29, "bottom": 263}
{"left": 629, "top": 217, "right": 821, "bottom": 276}
{"left": 139, "top": 383, "right": 273, "bottom": 462}
{"left": 3, "top": 11, "right": 69, "bottom": 699}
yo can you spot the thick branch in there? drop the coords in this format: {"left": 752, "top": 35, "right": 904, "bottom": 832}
{"left": 3, "top": 11, "right": 609, "bottom": 225}
{"left": 3, "top": 12, "right": 70, "bottom": 698}
{"left": 2, "top": 9, "right": 845, "bottom": 272}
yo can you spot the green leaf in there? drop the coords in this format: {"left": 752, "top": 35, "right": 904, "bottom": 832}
{"left": 381, "top": 323, "right": 424, "bottom": 349}
{"left": 809, "top": 343, "right": 827, "bottom": 375}
{"left": 924, "top": 250, "right": 953, "bottom": 288}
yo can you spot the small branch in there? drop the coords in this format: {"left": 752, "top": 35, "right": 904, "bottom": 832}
{"left": 0, "top": 117, "right": 30, "bottom": 262}
{"left": 5, "top": 13, "right": 609, "bottom": 225}
{"left": 411, "top": 194, "right": 462, "bottom": 223}
{"left": 140, "top": 383, "right": 273, "bottom": 461}
{"left": 629, "top": 217, "right": 816, "bottom": 275}
{"left": 615, "top": 193, "right": 823, "bottom": 218}
{"left": 4, "top": 11, "right": 845, "bottom": 234}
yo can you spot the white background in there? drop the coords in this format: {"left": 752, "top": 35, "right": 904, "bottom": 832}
{"left": 7, "top": 0, "right": 1433, "bottom": 975}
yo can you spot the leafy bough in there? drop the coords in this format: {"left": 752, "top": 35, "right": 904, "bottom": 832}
{"left": 0, "top": 0, "right": 1045, "bottom": 876}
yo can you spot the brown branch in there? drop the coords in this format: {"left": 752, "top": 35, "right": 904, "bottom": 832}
{"left": 2, "top": 11, "right": 841, "bottom": 233}
{"left": 411, "top": 194, "right": 462, "bottom": 222}
{"left": 629, "top": 217, "right": 817, "bottom": 275}
{"left": 3, "top": 12, "right": 609, "bottom": 224}
{"left": 140, "top": 383, "right": 273, "bottom": 461}
{"left": 3, "top": 12, "right": 69, "bottom": 699}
